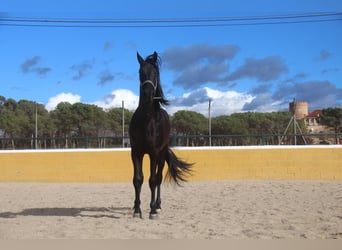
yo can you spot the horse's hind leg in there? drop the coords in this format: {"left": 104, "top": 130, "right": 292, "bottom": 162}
{"left": 132, "top": 151, "right": 143, "bottom": 218}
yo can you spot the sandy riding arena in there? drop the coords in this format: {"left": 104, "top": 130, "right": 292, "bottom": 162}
{"left": 0, "top": 181, "right": 341, "bottom": 239}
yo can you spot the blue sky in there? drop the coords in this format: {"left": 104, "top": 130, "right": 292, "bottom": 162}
{"left": 1, "top": 0, "right": 341, "bottom": 116}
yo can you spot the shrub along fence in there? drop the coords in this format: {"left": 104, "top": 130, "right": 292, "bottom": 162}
{"left": 0, "top": 133, "right": 341, "bottom": 150}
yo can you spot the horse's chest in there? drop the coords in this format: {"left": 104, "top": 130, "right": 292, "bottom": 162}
{"left": 130, "top": 110, "right": 169, "bottom": 149}
{"left": 144, "top": 119, "right": 160, "bottom": 137}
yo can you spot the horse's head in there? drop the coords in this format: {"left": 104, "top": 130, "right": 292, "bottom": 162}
{"left": 137, "top": 51, "right": 159, "bottom": 104}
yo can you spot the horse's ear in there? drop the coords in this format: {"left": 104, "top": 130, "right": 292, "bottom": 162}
{"left": 152, "top": 51, "right": 158, "bottom": 63}
{"left": 137, "top": 52, "right": 144, "bottom": 65}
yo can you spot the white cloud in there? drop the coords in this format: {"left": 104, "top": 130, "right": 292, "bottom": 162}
{"left": 167, "top": 87, "right": 254, "bottom": 117}
{"left": 95, "top": 87, "right": 253, "bottom": 116}
{"left": 45, "top": 87, "right": 254, "bottom": 116}
{"left": 242, "top": 93, "right": 286, "bottom": 112}
{"left": 93, "top": 89, "right": 139, "bottom": 110}
{"left": 45, "top": 92, "right": 81, "bottom": 111}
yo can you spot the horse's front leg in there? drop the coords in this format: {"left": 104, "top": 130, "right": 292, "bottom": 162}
{"left": 149, "top": 154, "right": 158, "bottom": 219}
{"left": 156, "top": 154, "right": 166, "bottom": 213}
{"left": 132, "top": 151, "right": 143, "bottom": 218}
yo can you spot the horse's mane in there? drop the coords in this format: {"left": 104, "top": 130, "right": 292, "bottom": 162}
{"left": 144, "top": 52, "right": 169, "bottom": 106}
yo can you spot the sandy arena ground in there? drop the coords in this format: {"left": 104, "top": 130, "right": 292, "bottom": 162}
{"left": 0, "top": 180, "right": 341, "bottom": 239}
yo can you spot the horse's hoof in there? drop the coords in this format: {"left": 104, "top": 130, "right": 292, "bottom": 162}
{"left": 156, "top": 208, "right": 161, "bottom": 214}
{"left": 149, "top": 213, "right": 158, "bottom": 220}
{"left": 133, "top": 212, "right": 142, "bottom": 219}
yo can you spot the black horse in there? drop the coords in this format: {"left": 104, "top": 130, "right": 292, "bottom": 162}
{"left": 129, "top": 51, "right": 192, "bottom": 219}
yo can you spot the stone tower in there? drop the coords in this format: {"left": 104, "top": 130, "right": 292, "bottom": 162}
{"left": 289, "top": 101, "right": 308, "bottom": 119}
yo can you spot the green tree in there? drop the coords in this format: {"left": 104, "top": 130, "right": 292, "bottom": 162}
{"left": 71, "top": 103, "right": 107, "bottom": 136}
{"left": 171, "top": 110, "right": 207, "bottom": 146}
{"left": 321, "top": 108, "right": 342, "bottom": 144}
{"left": 16, "top": 100, "right": 55, "bottom": 148}
{"left": 107, "top": 107, "right": 133, "bottom": 136}
{"left": 50, "top": 102, "right": 75, "bottom": 137}
{"left": 321, "top": 108, "right": 342, "bottom": 133}
{"left": 0, "top": 99, "right": 27, "bottom": 137}
{"left": 0, "top": 99, "right": 29, "bottom": 148}
{"left": 171, "top": 110, "right": 207, "bottom": 134}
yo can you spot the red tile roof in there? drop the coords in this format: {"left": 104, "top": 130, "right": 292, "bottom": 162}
{"left": 305, "top": 110, "right": 322, "bottom": 118}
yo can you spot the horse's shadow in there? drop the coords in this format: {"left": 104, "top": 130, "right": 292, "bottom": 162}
{"left": 0, "top": 206, "right": 131, "bottom": 219}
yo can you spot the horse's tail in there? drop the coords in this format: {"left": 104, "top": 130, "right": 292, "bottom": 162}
{"left": 165, "top": 148, "right": 193, "bottom": 185}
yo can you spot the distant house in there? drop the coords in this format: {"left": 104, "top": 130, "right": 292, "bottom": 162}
{"left": 288, "top": 101, "right": 322, "bottom": 126}
{"left": 304, "top": 110, "right": 322, "bottom": 126}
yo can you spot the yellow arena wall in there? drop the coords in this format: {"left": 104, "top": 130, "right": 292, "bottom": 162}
{"left": 0, "top": 146, "right": 341, "bottom": 182}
